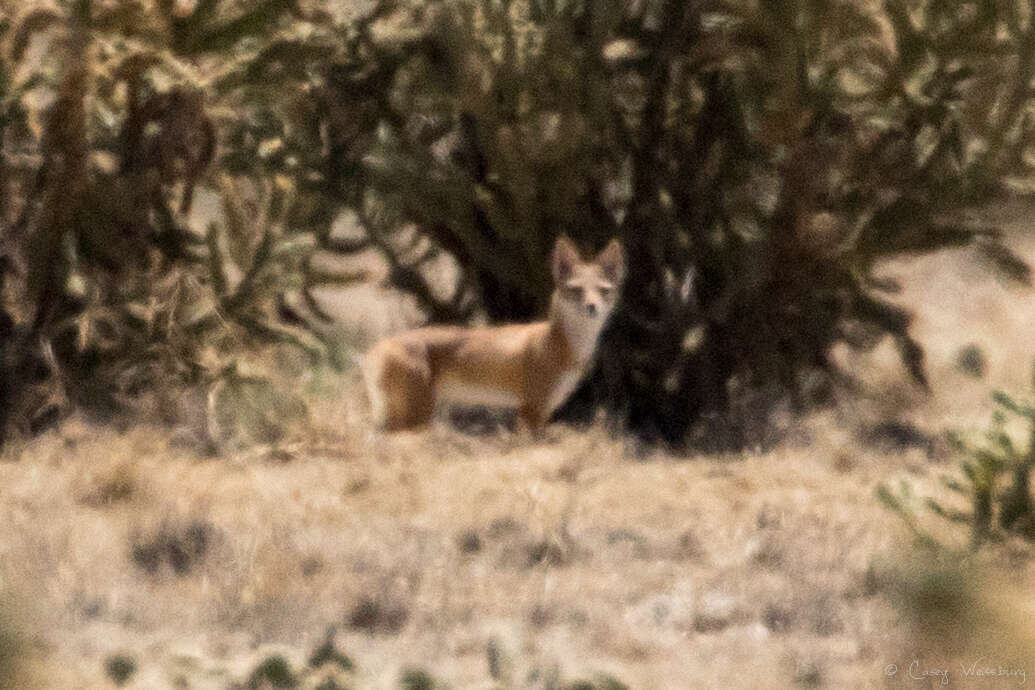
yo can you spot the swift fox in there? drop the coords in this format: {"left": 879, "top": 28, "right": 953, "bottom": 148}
{"left": 363, "top": 236, "right": 625, "bottom": 432}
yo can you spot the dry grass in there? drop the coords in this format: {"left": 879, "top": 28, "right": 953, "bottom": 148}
{"left": 5, "top": 202, "right": 1035, "bottom": 688}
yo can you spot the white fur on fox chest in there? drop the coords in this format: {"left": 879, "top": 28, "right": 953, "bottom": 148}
{"left": 545, "top": 368, "right": 584, "bottom": 415}
{"left": 546, "top": 307, "right": 606, "bottom": 414}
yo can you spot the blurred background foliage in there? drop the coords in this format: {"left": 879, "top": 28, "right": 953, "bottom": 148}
{"left": 1, "top": 0, "right": 1035, "bottom": 449}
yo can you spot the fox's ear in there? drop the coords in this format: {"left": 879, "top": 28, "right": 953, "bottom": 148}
{"left": 597, "top": 238, "right": 625, "bottom": 285}
{"left": 551, "top": 235, "right": 581, "bottom": 283}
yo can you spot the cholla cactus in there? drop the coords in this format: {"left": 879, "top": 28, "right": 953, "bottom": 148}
{"left": 0, "top": 0, "right": 353, "bottom": 444}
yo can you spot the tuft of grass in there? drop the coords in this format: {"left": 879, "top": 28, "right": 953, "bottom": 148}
{"left": 79, "top": 462, "right": 137, "bottom": 507}
{"left": 104, "top": 654, "right": 137, "bottom": 687}
{"left": 308, "top": 630, "right": 353, "bottom": 672}
{"left": 486, "top": 516, "right": 524, "bottom": 539}
{"left": 563, "top": 676, "right": 628, "bottom": 690}
{"left": 527, "top": 603, "right": 553, "bottom": 628}
{"left": 455, "top": 530, "right": 482, "bottom": 554}
{"left": 300, "top": 556, "right": 324, "bottom": 578}
{"left": 399, "top": 667, "right": 437, "bottom": 690}
{"left": 526, "top": 539, "right": 568, "bottom": 568}
{"left": 956, "top": 344, "right": 987, "bottom": 379}
{"left": 0, "top": 608, "right": 21, "bottom": 688}
{"left": 485, "top": 637, "right": 510, "bottom": 684}
{"left": 692, "top": 613, "right": 731, "bottom": 634}
{"left": 762, "top": 603, "right": 794, "bottom": 633}
{"left": 674, "top": 530, "right": 704, "bottom": 560}
{"left": 793, "top": 660, "right": 823, "bottom": 688}
{"left": 832, "top": 453, "right": 857, "bottom": 474}
{"left": 861, "top": 563, "right": 882, "bottom": 597}
{"left": 751, "top": 538, "right": 784, "bottom": 569}
{"left": 347, "top": 598, "right": 409, "bottom": 635}
{"left": 130, "top": 519, "right": 213, "bottom": 575}
{"left": 806, "top": 595, "right": 843, "bottom": 637}
{"left": 313, "top": 679, "right": 349, "bottom": 690}
{"left": 247, "top": 655, "right": 297, "bottom": 689}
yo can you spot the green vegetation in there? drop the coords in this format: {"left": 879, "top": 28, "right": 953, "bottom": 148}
{"left": 880, "top": 360, "right": 1035, "bottom": 549}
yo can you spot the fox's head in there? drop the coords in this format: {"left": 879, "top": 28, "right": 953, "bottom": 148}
{"left": 550, "top": 236, "right": 625, "bottom": 324}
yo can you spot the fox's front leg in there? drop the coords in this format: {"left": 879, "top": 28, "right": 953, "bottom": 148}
{"left": 518, "top": 406, "right": 547, "bottom": 440}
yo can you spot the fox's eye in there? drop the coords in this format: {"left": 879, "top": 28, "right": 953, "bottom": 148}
{"left": 599, "top": 287, "right": 614, "bottom": 300}
{"left": 564, "top": 286, "right": 582, "bottom": 300}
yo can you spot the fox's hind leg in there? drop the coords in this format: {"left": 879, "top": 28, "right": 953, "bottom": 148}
{"left": 363, "top": 343, "right": 434, "bottom": 430}
{"left": 362, "top": 352, "right": 390, "bottom": 428}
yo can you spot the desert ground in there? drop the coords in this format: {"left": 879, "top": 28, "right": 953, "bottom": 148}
{"left": 5, "top": 202, "right": 1035, "bottom": 689}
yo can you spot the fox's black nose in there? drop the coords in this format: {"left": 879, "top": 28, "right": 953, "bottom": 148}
{"left": 586, "top": 303, "right": 598, "bottom": 316}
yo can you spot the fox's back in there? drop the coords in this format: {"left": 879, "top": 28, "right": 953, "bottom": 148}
{"left": 378, "top": 322, "right": 552, "bottom": 391}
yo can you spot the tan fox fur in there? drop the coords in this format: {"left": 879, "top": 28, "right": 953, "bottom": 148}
{"left": 363, "top": 236, "right": 626, "bottom": 432}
